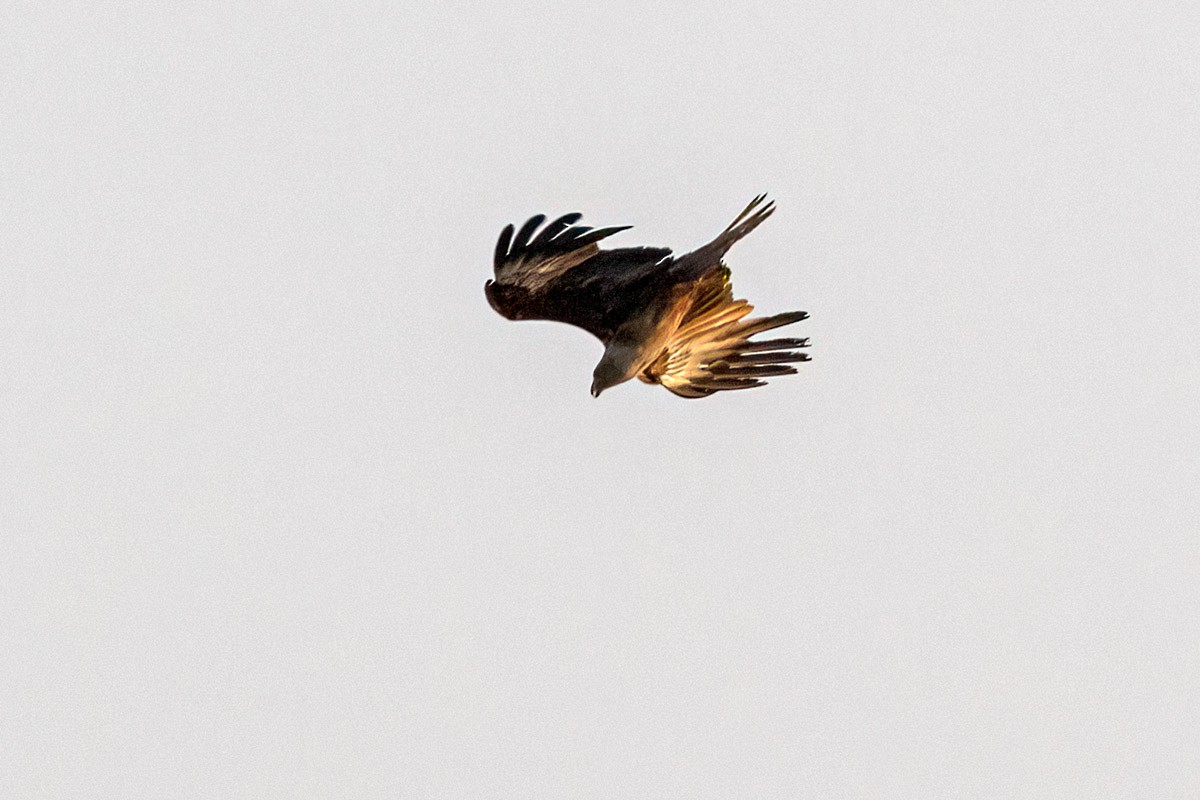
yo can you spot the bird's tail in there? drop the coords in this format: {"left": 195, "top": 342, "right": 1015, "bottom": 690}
{"left": 675, "top": 194, "right": 776, "bottom": 273}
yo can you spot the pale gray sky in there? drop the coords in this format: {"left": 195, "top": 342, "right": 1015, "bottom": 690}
{"left": 3, "top": 2, "right": 1198, "bottom": 797}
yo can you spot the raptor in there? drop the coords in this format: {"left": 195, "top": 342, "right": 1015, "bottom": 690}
{"left": 485, "top": 195, "right": 810, "bottom": 398}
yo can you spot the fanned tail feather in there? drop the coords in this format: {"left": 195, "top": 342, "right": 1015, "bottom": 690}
{"left": 675, "top": 195, "right": 777, "bottom": 275}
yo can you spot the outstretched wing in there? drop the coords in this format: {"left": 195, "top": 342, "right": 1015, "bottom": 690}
{"left": 493, "top": 213, "right": 633, "bottom": 291}
{"left": 487, "top": 212, "right": 673, "bottom": 341}
{"left": 640, "top": 268, "right": 809, "bottom": 398}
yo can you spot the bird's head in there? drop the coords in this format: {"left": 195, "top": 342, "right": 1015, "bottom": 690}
{"left": 590, "top": 358, "right": 628, "bottom": 398}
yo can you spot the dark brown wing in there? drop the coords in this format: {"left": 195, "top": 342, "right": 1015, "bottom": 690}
{"left": 487, "top": 213, "right": 673, "bottom": 341}
{"left": 493, "top": 213, "right": 634, "bottom": 290}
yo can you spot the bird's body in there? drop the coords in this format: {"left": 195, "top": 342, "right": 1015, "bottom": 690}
{"left": 485, "top": 195, "right": 810, "bottom": 398}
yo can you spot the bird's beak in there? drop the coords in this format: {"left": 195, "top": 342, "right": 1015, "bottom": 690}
{"left": 590, "top": 382, "right": 602, "bottom": 398}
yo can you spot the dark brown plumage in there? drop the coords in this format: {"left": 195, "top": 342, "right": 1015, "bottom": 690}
{"left": 485, "top": 195, "right": 810, "bottom": 398}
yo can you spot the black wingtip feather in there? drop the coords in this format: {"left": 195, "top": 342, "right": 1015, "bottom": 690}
{"left": 692, "top": 377, "right": 768, "bottom": 391}
{"left": 723, "top": 352, "right": 810, "bottom": 366}
{"left": 762, "top": 310, "right": 808, "bottom": 327}
{"left": 742, "top": 337, "right": 810, "bottom": 352}
{"left": 561, "top": 225, "right": 594, "bottom": 241}
{"left": 572, "top": 225, "right": 633, "bottom": 248}
{"left": 494, "top": 224, "right": 514, "bottom": 269}
{"left": 710, "top": 363, "right": 798, "bottom": 379}
{"left": 511, "top": 214, "right": 546, "bottom": 252}
{"left": 497, "top": 213, "right": 633, "bottom": 269}
{"left": 533, "top": 213, "right": 584, "bottom": 246}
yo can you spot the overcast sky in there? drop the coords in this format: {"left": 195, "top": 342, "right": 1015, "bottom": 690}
{"left": 3, "top": 2, "right": 1198, "bottom": 797}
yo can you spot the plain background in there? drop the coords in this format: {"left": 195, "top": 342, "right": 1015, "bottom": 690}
{"left": 3, "top": 2, "right": 1198, "bottom": 797}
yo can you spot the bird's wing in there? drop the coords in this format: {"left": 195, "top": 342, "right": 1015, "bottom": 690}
{"left": 493, "top": 213, "right": 635, "bottom": 291}
{"left": 488, "top": 213, "right": 673, "bottom": 341}
{"left": 642, "top": 268, "right": 809, "bottom": 398}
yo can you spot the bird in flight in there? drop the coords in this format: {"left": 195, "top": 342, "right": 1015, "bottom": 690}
{"left": 485, "top": 195, "right": 810, "bottom": 398}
